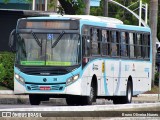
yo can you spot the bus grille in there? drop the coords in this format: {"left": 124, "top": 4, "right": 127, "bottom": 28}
{"left": 26, "top": 84, "right": 64, "bottom": 91}
{"left": 24, "top": 69, "right": 68, "bottom": 76}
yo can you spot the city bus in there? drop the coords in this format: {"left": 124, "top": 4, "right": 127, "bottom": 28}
{"left": 9, "top": 15, "right": 152, "bottom": 105}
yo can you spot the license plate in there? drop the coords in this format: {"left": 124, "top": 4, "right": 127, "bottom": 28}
{"left": 40, "top": 86, "right": 51, "bottom": 90}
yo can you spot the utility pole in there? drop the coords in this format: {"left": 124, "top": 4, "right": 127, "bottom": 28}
{"left": 83, "top": 0, "right": 90, "bottom": 15}
{"left": 32, "top": 0, "right": 36, "bottom": 10}
{"left": 104, "top": 0, "right": 108, "bottom": 17}
{"left": 149, "top": 0, "right": 158, "bottom": 86}
{"left": 45, "top": 0, "right": 48, "bottom": 11}
{"left": 144, "top": 3, "right": 148, "bottom": 24}
{"left": 139, "top": 0, "right": 142, "bottom": 26}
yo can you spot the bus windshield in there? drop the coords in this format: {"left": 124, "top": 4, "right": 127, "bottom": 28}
{"left": 16, "top": 33, "right": 81, "bottom": 66}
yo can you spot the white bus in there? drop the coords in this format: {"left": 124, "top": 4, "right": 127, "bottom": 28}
{"left": 9, "top": 15, "right": 152, "bottom": 105}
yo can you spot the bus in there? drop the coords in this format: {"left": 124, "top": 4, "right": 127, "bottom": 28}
{"left": 9, "top": 15, "right": 152, "bottom": 105}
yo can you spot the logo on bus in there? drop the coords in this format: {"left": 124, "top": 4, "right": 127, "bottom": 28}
{"left": 43, "top": 78, "right": 47, "bottom": 82}
{"left": 92, "top": 64, "right": 98, "bottom": 71}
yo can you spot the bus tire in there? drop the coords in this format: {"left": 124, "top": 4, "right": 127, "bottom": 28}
{"left": 113, "top": 80, "right": 132, "bottom": 104}
{"left": 66, "top": 96, "right": 77, "bottom": 105}
{"left": 124, "top": 80, "right": 133, "bottom": 103}
{"left": 81, "top": 82, "right": 96, "bottom": 105}
{"left": 29, "top": 94, "right": 41, "bottom": 105}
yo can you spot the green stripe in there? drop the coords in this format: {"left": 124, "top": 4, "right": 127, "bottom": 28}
{"left": 21, "top": 61, "right": 45, "bottom": 65}
{"left": 21, "top": 61, "right": 71, "bottom": 66}
{"left": 46, "top": 61, "right": 71, "bottom": 66}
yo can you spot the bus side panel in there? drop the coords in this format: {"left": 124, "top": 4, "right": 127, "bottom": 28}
{"left": 105, "top": 60, "right": 114, "bottom": 96}
{"left": 112, "top": 60, "right": 151, "bottom": 96}
{"left": 133, "top": 61, "right": 151, "bottom": 95}
{"left": 113, "top": 60, "right": 127, "bottom": 96}
{"left": 81, "top": 59, "right": 104, "bottom": 96}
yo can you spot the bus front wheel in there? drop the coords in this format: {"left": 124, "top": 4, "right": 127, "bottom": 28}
{"left": 81, "top": 82, "right": 96, "bottom": 105}
{"left": 29, "top": 94, "right": 41, "bottom": 105}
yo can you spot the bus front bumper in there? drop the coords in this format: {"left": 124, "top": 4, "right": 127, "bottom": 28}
{"left": 14, "top": 78, "right": 82, "bottom": 95}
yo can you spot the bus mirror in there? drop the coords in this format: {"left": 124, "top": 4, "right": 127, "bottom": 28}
{"left": 9, "top": 29, "right": 16, "bottom": 52}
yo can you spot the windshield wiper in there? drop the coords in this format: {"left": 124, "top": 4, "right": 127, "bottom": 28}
{"left": 52, "top": 31, "right": 65, "bottom": 48}
{"left": 31, "top": 32, "right": 42, "bottom": 47}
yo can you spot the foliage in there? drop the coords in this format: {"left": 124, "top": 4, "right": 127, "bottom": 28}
{"left": 90, "top": 0, "right": 145, "bottom": 26}
{"left": 3, "top": 0, "right": 10, "bottom": 4}
{"left": 3, "top": 0, "right": 32, "bottom": 4}
{"left": 0, "top": 64, "right": 6, "bottom": 85}
{"left": 155, "top": 72, "right": 159, "bottom": 86}
{"left": 0, "top": 52, "right": 15, "bottom": 90}
{"left": 58, "top": 0, "right": 85, "bottom": 15}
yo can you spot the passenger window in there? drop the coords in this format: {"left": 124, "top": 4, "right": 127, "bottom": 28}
{"left": 129, "top": 33, "right": 135, "bottom": 58}
{"left": 137, "top": 34, "right": 143, "bottom": 58}
{"left": 91, "top": 28, "right": 101, "bottom": 55}
{"left": 102, "top": 30, "right": 110, "bottom": 56}
{"left": 111, "top": 31, "right": 119, "bottom": 56}
{"left": 120, "top": 32, "right": 127, "bottom": 57}
{"left": 82, "top": 26, "right": 91, "bottom": 57}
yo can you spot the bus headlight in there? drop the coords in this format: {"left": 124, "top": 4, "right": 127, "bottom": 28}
{"left": 66, "top": 74, "right": 79, "bottom": 86}
{"left": 14, "top": 73, "right": 25, "bottom": 85}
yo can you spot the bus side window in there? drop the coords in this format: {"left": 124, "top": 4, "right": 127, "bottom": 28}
{"left": 120, "top": 32, "right": 127, "bottom": 57}
{"left": 142, "top": 34, "right": 147, "bottom": 58}
{"left": 102, "top": 30, "right": 110, "bottom": 56}
{"left": 126, "top": 32, "right": 129, "bottom": 57}
{"left": 129, "top": 33, "right": 135, "bottom": 58}
{"left": 82, "top": 26, "right": 90, "bottom": 57}
{"left": 82, "top": 36, "right": 90, "bottom": 57}
{"left": 133, "top": 33, "right": 137, "bottom": 58}
{"left": 111, "top": 31, "right": 118, "bottom": 56}
{"left": 91, "top": 28, "right": 100, "bottom": 55}
{"left": 147, "top": 34, "right": 150, "bottom": 58}
{"left": 137, "top": 34, "right": 143, "bottom": 58}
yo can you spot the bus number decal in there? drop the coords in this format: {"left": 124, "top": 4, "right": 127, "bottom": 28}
{"left": 92, "top": 64, "right": 98, "bottom": 71}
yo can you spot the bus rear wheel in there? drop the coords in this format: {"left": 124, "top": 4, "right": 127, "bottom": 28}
{"left": 113, "top": 80, "right": 132, "bottom": 104}
{"left": 29, "top": 94, "right": 41, "bottom": 105}
{"left": 124, "top": 80, "right": 133, "bottom": 103}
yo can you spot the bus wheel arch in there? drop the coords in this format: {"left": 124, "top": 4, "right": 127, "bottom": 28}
{"left": 81, "top": 74, "right": 98, "bottom": 105}
{"left": 113, "top": 76, "right": 133, "bottom": 104}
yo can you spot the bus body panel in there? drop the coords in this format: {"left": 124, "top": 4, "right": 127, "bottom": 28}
{"left": 81, "top": 59, "right": 151, "bottom": 97}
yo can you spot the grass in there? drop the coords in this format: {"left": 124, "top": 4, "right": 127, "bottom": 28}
{"left": 0, "top": 85, "right": 10, "bottom": 90}
{"left": 144, "top": 85, "right": 159, "bottom": 94}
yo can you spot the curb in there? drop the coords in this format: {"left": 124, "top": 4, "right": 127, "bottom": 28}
{"left": 0, "top": 90, "right": 14, "bottom": 95}
{"left": 138, "top": 94, "right": 159, "bottom": 97}
{"left": 0, "top": 90, "right": 159, "bottom": 105}
{"left": 0, "top": 90, "right": 159, "bottom": 96}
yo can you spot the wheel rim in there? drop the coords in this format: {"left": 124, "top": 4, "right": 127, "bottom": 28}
{"left": 127, "top": 84, "right": 132, "bottom": 102}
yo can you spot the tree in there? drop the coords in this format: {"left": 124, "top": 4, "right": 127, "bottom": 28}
{"left": 104, "top": 0, "right": 108, "bottom": 17}
{"left": 83, "top": 0, "right": 90, "bottom": 15}
{"left": 149, "top": 0, "right": 158, "bottom": 86}
{"left": 58, "top": 0, "right": 84, "bottom": 15}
